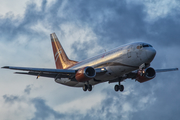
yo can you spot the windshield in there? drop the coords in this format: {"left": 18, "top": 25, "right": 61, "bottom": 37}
{"left": 142, "top": 44, "right": 153, "bottom": 47}
{"left": 137, "top": 44, "right": 153, "bottom": 49}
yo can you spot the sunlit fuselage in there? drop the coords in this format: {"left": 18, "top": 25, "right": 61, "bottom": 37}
{"left": 55, "top": 42, "right": 156, "bottom": 87}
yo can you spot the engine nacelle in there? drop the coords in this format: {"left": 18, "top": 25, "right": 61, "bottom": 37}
{"left": 75, "top": 66, "right": 96, "bottom": 82}
{"left": 136, "top": 67, "right": 156, "bottom": 83}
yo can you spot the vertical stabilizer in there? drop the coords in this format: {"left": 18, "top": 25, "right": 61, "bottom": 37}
{"left": 50, "top": 33, "right": 78, "bottom": 69}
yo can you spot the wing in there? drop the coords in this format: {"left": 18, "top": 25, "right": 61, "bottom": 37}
{"left": 108, "top": 67, "right": 178, "bottom": 83}
{"left": 155, "top": 68, "right": 178, "bottom": 73}
{"left": 2, "top": 66, "right": 107, "bottom": 79}
{"left": 127, "top": 67, "right": 179, "bottom": 79}
{"left": 2, "top": 66, "right": 76, "bottom": 79}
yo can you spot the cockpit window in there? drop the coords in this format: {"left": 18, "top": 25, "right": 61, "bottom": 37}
{"left": 137, "top": 44, "right": 153, "bottom": 49}
{"left": 142, "top": 44, "right": 153, "bottom": 48}
{"left": 149, "top": 45, "right": 153, "bottom": 47}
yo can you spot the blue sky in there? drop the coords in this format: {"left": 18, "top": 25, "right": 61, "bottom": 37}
{"left": 0, "top": 0, "right": 180, "bottom": 120}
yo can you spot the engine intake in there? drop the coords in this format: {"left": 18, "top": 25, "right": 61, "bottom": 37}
{"left": 136, "top": 67, "right": 156, "bottom": 83}
{"left": 75, "top": 66, "right": 96, "bottom": 82}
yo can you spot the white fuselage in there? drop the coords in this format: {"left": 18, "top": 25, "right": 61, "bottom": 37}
{"left": 55, "top": 42, "right": 156, "bottom": 87}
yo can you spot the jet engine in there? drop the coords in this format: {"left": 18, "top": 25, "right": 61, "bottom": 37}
{"left": 136, "top": 67, "right": 156, "bottom": 83}
{"left": 75, "top": 66, "right": 96, "bottom": 82}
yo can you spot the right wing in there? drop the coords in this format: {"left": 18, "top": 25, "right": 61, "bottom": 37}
{"left": 2, "top": 66, "right": 107, "bottom": 79}
{"left": 2, "top": 66, "right": 76, "bottom": 79}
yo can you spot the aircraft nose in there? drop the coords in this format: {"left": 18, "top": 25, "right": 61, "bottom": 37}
{"left": 149, "top": 48, "right": 156, "bottom": 57}
{"left": 146, "top": 48, "right": 156, "bottom": 63}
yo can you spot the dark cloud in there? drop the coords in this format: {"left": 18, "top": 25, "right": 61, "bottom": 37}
{"left": 1, "top": 0, "right": 180, "bottom": 120}
{"left": 24, "top": 84, "right": 33, "bottom": 95}
{"left": 3, "top": 76, "right": 180, "bottom": 120}
{"left": 131, "top": 74, "right": 180, "bottom": 120}
{"left": 75, "top": 75, "right": 180, "bottom": 120}
{"left": 1, "top": 0, "right": 179, "bottom": 47}
{"left": 71, "top": 40, "right": 101, "bottom": 60}
{"left": 146, "top": 14, "right": 180, "bottom": 46}
{"left": 2, "top": 86, "right": 66, "bottom": 120}
{"left": 3, "top": 95, "right": 20, "bottom": 104}
{"left": 56, "top": 0, "right": 180, "bottom": 47}
{"left": 31, "top": 98, "right": 65, "bottom": 120}
{"left": 0, "top": 0, "right": 50, "bottom": 42}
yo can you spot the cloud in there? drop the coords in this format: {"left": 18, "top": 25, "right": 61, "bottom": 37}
{"left": 0, "top": 0, "right": 28, "bottom": 16}
{"left": 24, "top": 84, "right": 33, "bottom": 95}
{"left": 31, "top": 98, "right": 65, "bottom": 120}
{"left": 0, "top": 0, "right": 180, "bottom": 120}
{"left": 3, "top": 95, "right": 20, "bottom": 104}
{"left": 2, "top": 86, "right": 64, "bottom": 120}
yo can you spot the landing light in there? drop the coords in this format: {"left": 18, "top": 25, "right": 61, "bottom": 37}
{"left": 101, "top": 68, "right": 105, "bottom": 71}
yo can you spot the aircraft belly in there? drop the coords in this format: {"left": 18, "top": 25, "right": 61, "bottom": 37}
{"left": 109, "top": 66, "right": 136, "bottom": 77}
{"left": 55, "top": 78, "right": 78, "bottom": 87}
{"left": 55, "top": 78, "right": 101, "bottom": 87}
{"left": 95, "top": 74, "right": 117, "bottom": 81}
{"left": 95, "top": 66, "right": 119, "bottom": 81}
{"left": 108, "top": 55, "right": 140, "bottom": 76}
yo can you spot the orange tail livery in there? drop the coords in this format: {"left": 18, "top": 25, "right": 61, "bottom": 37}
{"left": 50, "top": 33, "right": 78, "bottom": 69}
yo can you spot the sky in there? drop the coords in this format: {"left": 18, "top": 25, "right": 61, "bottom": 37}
{"left": 0, "top": 0, "right": 180, "bottom": 120}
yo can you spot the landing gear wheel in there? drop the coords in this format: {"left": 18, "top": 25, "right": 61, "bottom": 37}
{"left": 119, "top": 85, "right": 124, "bottom": 92}
{"left": 88, "top": 85, "right": 92, "bottom": 91}
{"left": 114, "top": 85, "right": 119, "bottom": 92}
{"left": 83, "top": 84, "right": 88, "bottom": 91}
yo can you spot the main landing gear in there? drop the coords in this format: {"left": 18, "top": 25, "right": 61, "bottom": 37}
{"left": 114, "top": 81, "right": 124, "bottom": 92}
{"left": 83, "top": 83, "right": 92, "bottom": 92}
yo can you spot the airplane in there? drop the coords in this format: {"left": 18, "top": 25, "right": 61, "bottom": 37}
{"left": 2, "top": 33, "right": 178, "bottom": 92}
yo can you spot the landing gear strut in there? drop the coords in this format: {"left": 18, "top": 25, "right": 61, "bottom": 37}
{"left": 114, "top": 81, "right": 124, "bottom": 92}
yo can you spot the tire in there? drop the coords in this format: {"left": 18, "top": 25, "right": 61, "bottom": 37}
{"left": 88, "top": 85, "right": 92, "bottom": 91}
{"left": 119, "top": 85, "right": 124, "bottom": 92}
{"left": 114, "top": 85, "right": 119, "bottom": 92}
{"left": 83, "top": 84, "right": 88, "bottom": 91}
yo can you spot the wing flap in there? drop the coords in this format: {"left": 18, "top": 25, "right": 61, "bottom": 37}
{"left": 15, "top": 71, "right": 73, "bottom": 78}
{"left": 15, "top": 72, "right": 58, "bottom": 78}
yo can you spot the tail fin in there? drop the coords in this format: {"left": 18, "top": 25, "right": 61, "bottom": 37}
{"left": 50, "top": 33, "right": 78, "bottom": 69}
